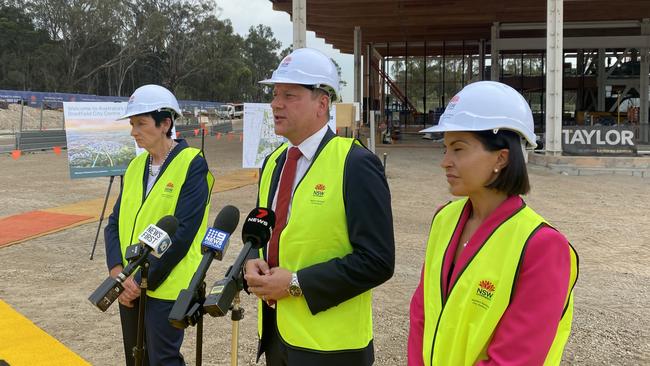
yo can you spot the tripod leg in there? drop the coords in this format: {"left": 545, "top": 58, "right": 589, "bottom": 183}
{"left": 90, "top": 175, "right": 115, "bottom": 260}
{"left": 230, "top": 292, "right": 244, "bottom": 366}
{"left": 197, "top": 317, "right": 203, "bottom": 366}
{"left": 231, "top": 318, "right": 239, "bottom": 366}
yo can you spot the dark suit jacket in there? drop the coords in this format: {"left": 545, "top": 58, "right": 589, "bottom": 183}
{"left": 255, "top": 128, "right": 395, "bottom": 365}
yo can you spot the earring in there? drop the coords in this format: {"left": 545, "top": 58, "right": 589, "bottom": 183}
{"left": 493, "top": 168, "right": 499, "bottom": 173}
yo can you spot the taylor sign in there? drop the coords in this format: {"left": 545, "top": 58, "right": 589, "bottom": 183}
{"left": 562, "top": 126, "right": 635, "bottom": 155}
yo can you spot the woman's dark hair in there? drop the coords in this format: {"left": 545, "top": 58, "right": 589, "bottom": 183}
{"left": 151, "top": 110, "right": 174, "bottom": 138}
{"left": 472, "top": 129, "right": 530, "bottom": 196}
{"left": 137, "top": 110, "right": 174, "bottom": 138}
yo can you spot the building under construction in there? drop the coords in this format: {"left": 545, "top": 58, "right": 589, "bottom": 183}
{"left": 270, "top": 0, "right": 650, "bottom": 160}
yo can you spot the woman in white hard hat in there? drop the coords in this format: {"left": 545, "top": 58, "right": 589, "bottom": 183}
{"left": 104, "top": 84, "right": 214, "bottom": 365}
{"left": 408, "top": 81, "right": 578, "bottom": 366}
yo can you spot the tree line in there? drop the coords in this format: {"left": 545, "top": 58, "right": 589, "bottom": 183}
{"left": 0, "top": 0, "right": 290, "bottom": 102}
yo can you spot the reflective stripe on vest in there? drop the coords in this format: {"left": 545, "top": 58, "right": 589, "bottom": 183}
{"left": 422, "top": 198, "right": 578, "bottom": 366}
{"left": 257, "top": 136, "right": 373, "bottom": 351}
{"left": 118, "top": 147, "right": 214, "bottom": 300}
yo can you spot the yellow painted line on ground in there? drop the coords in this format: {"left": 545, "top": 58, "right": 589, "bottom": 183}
{"left": 0, "top": 300, "right": 90, "bottom": 366}
{"left": 0, "top": 169, "right": 259, "bottom": 364}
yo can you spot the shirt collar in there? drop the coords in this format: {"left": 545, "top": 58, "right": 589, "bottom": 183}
{"left": 288, "top": 124, "right": 329, "bottom": 162}
{"left": 460, "top": 195, "right": 525, "bottom": 234}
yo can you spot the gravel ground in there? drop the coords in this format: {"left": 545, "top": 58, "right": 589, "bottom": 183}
{"left": 0, "top": 133, "right": 648, "bottom": 365}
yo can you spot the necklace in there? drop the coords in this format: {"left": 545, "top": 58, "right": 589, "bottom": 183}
{"left": 149, "top": 141, "right": 175, "bottom": 176}
{"left": 462, "top": 241, "right": 469, "bottom": 248}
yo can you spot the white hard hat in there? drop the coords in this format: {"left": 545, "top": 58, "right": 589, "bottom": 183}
{"left": 420, "top": 81, "right": 537, "bottom": 148}
{"left": 259, "top": 48, "right": 340, "bottom": 101}
{"left": 120, "top": 84, "right": 182, "bottom": 120}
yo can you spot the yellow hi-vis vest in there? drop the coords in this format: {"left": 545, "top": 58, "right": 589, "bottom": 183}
{"left": 422, "top": 198, "right": 578, "bottom": 366}
{"left": 118, "top": 147, "right": 214, "bottom": 300}
{"left": 257, "top": 136, "right": 373, "bottom": 351}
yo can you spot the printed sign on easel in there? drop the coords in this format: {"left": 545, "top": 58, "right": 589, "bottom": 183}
{"left": 63, "top": 102, "right": 135, "bottom": 179}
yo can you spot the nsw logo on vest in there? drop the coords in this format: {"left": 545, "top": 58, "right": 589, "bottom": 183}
{"left": 310, "top": 183, "right": 327, "bottom": 206}
{"left": 164, "top": 182, "right": 174, "bottom": 193}
{"left": 476, "top": 280, "right": 496, "bottom": 300}
{"left": 313, "top": 183, "right": 326, "bottom": 197}
{"left": 471, "top": 279, "right": 496, "bottom": 310}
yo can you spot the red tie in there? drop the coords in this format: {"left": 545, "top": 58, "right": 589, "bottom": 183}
{"left": 267, "top": 147, "right": 302, "bottom": 268}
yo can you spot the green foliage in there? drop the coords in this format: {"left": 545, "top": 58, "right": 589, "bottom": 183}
{"left": 243, "top": 24, "right": 282, "bottom": 102}
{"left": 0, "top": 0, "right": 284, "bottom": 103}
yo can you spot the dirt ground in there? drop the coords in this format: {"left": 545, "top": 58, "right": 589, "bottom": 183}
{"left": 0, "top": 134, "right": 648, "bottom": 365}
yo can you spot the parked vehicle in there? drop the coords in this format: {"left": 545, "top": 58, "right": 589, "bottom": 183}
{"left": 217, "top": 103, "right": 244, "bottom": 119}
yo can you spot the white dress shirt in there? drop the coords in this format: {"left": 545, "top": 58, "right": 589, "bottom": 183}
{"left": 271, "top": 124, "right": 329, "bottom": 218}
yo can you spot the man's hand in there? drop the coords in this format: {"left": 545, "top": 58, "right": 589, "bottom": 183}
{"left": 244, "top": 258, "right": 270, "bottom": 277}
{"left": 244, "top": 260, "right": 292, "bottom": 303}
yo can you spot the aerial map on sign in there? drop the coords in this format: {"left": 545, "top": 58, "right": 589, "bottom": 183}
{"left": 63, "top": 102, "right": 135, "bottom": 178}
{"left": 242, "top": 103, "right": 286, "bottom": 168}
{"left": 242, "top": 103, "right": 336, "bottom": 168}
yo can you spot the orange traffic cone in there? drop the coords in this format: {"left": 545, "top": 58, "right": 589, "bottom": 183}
{"left": 11, "top": 150, "right": 21, "bottom": 160}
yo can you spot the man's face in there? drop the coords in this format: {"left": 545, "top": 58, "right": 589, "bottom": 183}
{"left": 270, "top": 83, "right": 328, "bottom": 145}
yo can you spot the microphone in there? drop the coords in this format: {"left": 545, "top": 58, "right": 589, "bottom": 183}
{"left": 203, "top": 207, "right": 275, "bottom": 317}
{"left": 89, "top": 216, "right": 178, "bottom": 312}
{"left": 200, "top": 205, "right": 240, "bottom": 260}
{"left": 169, "top": 205, "right": 240, "bottom": 328}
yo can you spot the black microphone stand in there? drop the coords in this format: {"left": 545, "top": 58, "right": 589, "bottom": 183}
{"left": 196, "top": 282, "right": 206, "bottom": 366}
{"left": 134, "top": 260, "right": 149, "bottom": 366}
{"left": 167, "top": 279, "right": 209, "bottom": 366}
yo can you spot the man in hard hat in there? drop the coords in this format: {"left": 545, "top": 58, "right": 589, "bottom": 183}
{"left": 104, "top": 84, "right": 214, "bottom": 365}
{"left": 244, "top": 48, "right": 395, "bottom": 366}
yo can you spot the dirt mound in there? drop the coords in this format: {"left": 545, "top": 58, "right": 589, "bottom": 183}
{"left": 0, "top": 104, "right": 64, "bottom": 132}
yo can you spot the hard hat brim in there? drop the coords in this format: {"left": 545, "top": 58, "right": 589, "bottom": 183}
{"left": 419, "top": 123, "right": 538, "bottom": 148}
{"left": 118, "top": 105, "right": 181, "bottom": 121}
{"left": 259, "top": 77, "right": 338, "bottom": 101}
{"left": 118, "top": 111, "right": 137, "bottom": 120}
{"left": 259, "top": 76, "right": 306, "bottom": 85}
{"left": 419, "top": 125, "right": 446, "bottom": 133}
